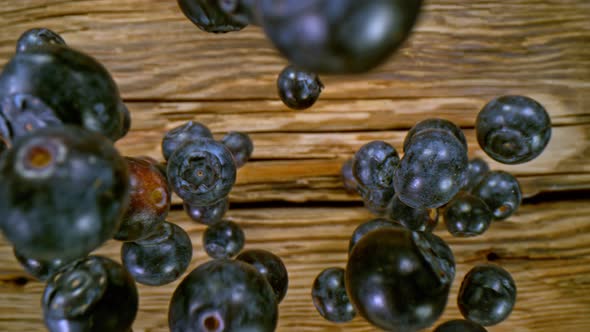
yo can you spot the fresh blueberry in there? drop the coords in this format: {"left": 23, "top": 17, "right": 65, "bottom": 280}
{"left": 443, "top": 192, "right": 492, "bottom": 237}
{"left": 458, "top": 264, "right": 517, "bottom": 326}
{"left": 472, "top": 171, "right": 521, "bottom": 220}
{"left": 42, "top": 256, "right": 138, "bottom": 332}
{"left": 476, "top": 95, "right": 551, "bottom": 164}
{"left": 121, "top": 221, "right": 193, "bottom": 286}
{"left": 217, "top": 0, "right": 260, "bottom": 25}
{"left": 403, "top": 118, "right": 468, "bottom": 152}
{"left": 463, "top": 157, "right": 490, "bottom": 191}
{"left": 0, "top": 94, "right": 62, "bottom": 142}
{"left": 178, "top": 0, "right": 247, "bottom": 33}
{"left": 394, "top": 129, "right": 468, "bottom": 209}
{"left": 348, "top": 218, "right": 400, "bottom": 254}
{"left": 184, "top": 196, "right": 229, "bottom": 226}
{"left": 277, "top": 65, "right": 324, "bottom": 110}
{"left": 387, "top": 193, "right": 439, "bottom": 232}
{"left": 13, "top": 247, "right": 71, "bottom": 281}
{"left": 221, "top": 131, "right": 253, "bottom": 168}
{"left": 353, "top": 140, "right": 400, "bottom": 191}
{"left": 434, "top": 319, "right": 488, "bottom": 332}
{"left": 162, "top": 121, "right": 213, "bottom": 161}
{"left": 114, "top": 156, "right": 170, "bottom": 241}
{"left": 168, "top": 259, "right": 278, "bottom": 332}
{"left": 312, "top": 267, "right": 356, "bottom": 323}
{"left": 167, "top": 138, "right": 236, "bottom": 206}
{"left": 236, "top": 249, "right": 289, "bottom": 303}
{"left": 357, "top": 186, "right": 395, "bottom": 217}
{"left": 340, "top": 158, "right": 358, "bottom": 194}
{"left": 203, "top": 220, "right": 245, "bottom": 259}
{"left": 0, "top": 126, "right": 129, "bottom": 261}
{"left": 16, "top": 28, "right": 66, "bottom": 53}
{"left": 346, "top": 228, "right": 455, "bottom": 331}
{"left": 258, "top": 0, "right": 424, "bottom": 73}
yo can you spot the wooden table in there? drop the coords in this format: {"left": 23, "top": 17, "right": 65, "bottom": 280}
{"left": 0, "top": 1, "right": 589, "bottom": 331}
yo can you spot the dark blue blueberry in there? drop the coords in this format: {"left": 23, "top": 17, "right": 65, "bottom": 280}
{"left": 340, "top": 158, "right": 358, "bottom": 194}
{"left": 277, "top": 65, "right": 323, "bottom": 110}
{"left": 0, "top": 126, "right": 129, "bottom": 261}
{"left": 221, "top": 131, "right": 253, "bottom": 168}
{"left": 403, "top": 118, "right": 468, "bottom": 152}
{"left": 42, "top": 256, "right": 138, "bottom": 332}
{"left": 394, "top": 129, "right": 468, "bottom": 209}
{"left": 167, "top": 138, "right": 236, "bottom": 206}
{"left": 236, "top": 249, "right": 289, "bottom": 303}
{"left": 353, "top": 140, "right": 400, "bottom": 191}
{"left": 121, "top": 221, "right": 193, "bottom": 286}
{"left": 348, "top": 218, "right": 400, "bottom": 254}
{"left": 458, "top": 264, "right": 517, "bottom": 326}
{"left": 184, "top": 196, "right": 229, "bottom": 226}
{"left": 434, "top": 319, "right": 488, "bottom": 332}
{"left": 476, "top": 95, "right": 551, "bottom": 164}
{"left": 168, "top": 259, "right": 278, "bottom": 332}
{"left": 312, "top": 267, "right": 356, "bottom": 323}
{"left": 463, "top": 157, "right": 490, "bottom": 191}
{"left": 0, "top": 45, "right": 127, "bottom": 141}
{"left": 162, "top": 121, "right": 213, "bottom": 161}
{"left": 13, "top": 247, "right": 72, "bottom": 281}
{"left": 16, "top": 28, "right": 66, "bottom": 53}
{"left": 114, "top": 156, "right": 170, "bottom": 241}
{"left": 358, "top": 186, "right": 395, "bottom": 217}
{"left": 0, "top": 94, "right": 62, "bottom": 142}
{"left": 443, "top": 192, "right": 492, "bottom": 237}
{"left": 178, "top": 0, "right": 247, "bottom": 33}
{"left": 258, "top": 0, "right": 424, "bottom": 73}
{"left": 387, "top": 193, "right": 439, "bottom": 232}
{"left": 346, "top": 228, "right": 455, "bottom": 331}
{"left": 217, "top": 0, "right": 260, "bottom": 25}
{"left": 203, "top": 220, "right": 245, "bottom": 259}
{"left": 472, "top": 171, "right": 521, "bottom": 220}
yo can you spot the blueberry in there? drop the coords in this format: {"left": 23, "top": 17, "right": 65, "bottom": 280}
{"left": 162, "top": 121, "right": 213, "bottom": 161}
{"left": 13, "top": 247, "right": 71, "bottom": 281}
{"left": 169, "top": 259, "right": 278, "bottom": 332}
{"left": 236, "top": 249, "right": 289, "bottom": 303}
{"left": 167, "top": 138, "right": 236, "bottom": 206}
{"left": 443, "top": 192, "right": 492, "bottom": 237}
{"left": 472, "top": 171, "right": 521, "bottom": 220}
{"left": 357, "top": 186, "right": 395, "bottom": 217}
{"left": 434, "top": 319, "right": 488, "bottom": 332}
{"left": 348, "top": 218, "right": 400, "bottom": 254}
{"left": 184, "top": 196, "right": 229, "bottom": 226}
{"left": 178, "top": 0, "right": 247, "bottom": 33}
{"left": 258, "top": 0, "right": 424, "bottom": 73}
{"left": 387, "top": 193, "right": 439, "bottom": 232}
{"left": 476, "top": 95, "right": 551, "bottom": 164}
{"left": 340, "top": 158, "right": 358, "bottom": 194}
{"left": 346, "top": 228, "right": 455, "bottom": 331}
{"left": 458, "top": 264, "right": 517, "bottom": 326}
{"left": 217, "top": 0, "right": 260, "bottom": 25}
{"left": 42, "top": 256, "right": 138, "bottom": 332}
{"left": 463, "top": 157, "right": 490, "bottom": 191}
{"left": 277, "top": 65, "right": 323, "bottom": 110}
{"left": 114, "top": 156, "right": 170, "bottom": 241}
{"left": 16, "top": 28, "right": 66, "bottom": 53}
{"left": 0, "top": 126, "right": 129, "bottom": 261}
{"left": 122, "top": 221, "right": 193, "bottom": 286}
{"left": 221, "top": 131, "right": 253, "bottom": 168}
{"left": 0, "top": 94, "right": 62, "bottom": 142}
{"left": 403, "top": 118, "right": 468, "bottom": 152}
{"left": 353, "top": 140, "right": 400, "bottom": 191}
{"left": 394, "top": 129, "right": 468, "bottom": 209}
{"left": 312, "top": 267, "right": 356, "bottom": 323}
{"left": 0, "top": 44, "right": 127, "bottom": 141}
{"left": 203, "top": 220, "right": 245, "bottom": 259}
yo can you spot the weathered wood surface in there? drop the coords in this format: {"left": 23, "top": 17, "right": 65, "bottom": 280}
{"left": 0, "top": 0, "right": 589, "bottom": 331}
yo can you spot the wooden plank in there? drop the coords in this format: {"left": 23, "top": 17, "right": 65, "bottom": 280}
{"left": 1, "top": 200, "right": 589, "bottom": 331}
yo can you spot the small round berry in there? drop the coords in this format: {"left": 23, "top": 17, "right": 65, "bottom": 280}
{"left": 476, "top": 95, "right": 551, "bottom": 164}
{"left": 121, "top": 221, "right": 192, "bottom": 286}
{"left": 184, "top": 196, "right": 229, "bottom": 226}
{"left": 236, "top": 249, "right": 289, "bottom": 303}
{"left": 472, "top": 171, "right": 521, "bottom": 220}
{"left": 221, "top": 131, "right": 254, "bottom": 168}
{"left": 162, "top": 121, "right": 213, "bottom": 161}
{"left": 358, "top": 186, "right": 395, "bottom": 217}
{"left": 348, "top": 218, "right": 400, "bottom": 254}
{"left": 203, "top": 220, "right": 245, "bottom": 259}
{"left": 404, "top": 118, "right": 467, "bottom": 152}
{"left": 178, "top": 0, "right": 246, "bottom": 33}
{"left": 13, "top": 247, "right": 72, "bottom": 281}
{"left": 388, "top": 193, "right": 439, "bottom": 232}
{"left": 353, "top": 140, "right": 400, "bottom": 191}
{"left": 312, "top": 267, "right": 356, "bottom": 323}
{"left": 458, "top": 264, "right": 517, "bottom": 326}
{"left": 277, "top": 65, "right": 323, "bottom": 110}
{"left": 340, "top": 158, "right": 358, "bottom": 194}
{"left": 434, "top": 319, "right": 488, "bottom": 332}
{"left": 443, "top": 192, "right": 492, "bottom": 237}
{"left": 16, "top": 28, "right": 66, "bottom": 53}
{"left": 463, "top": 157, "right": 490, "bottom": 191}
